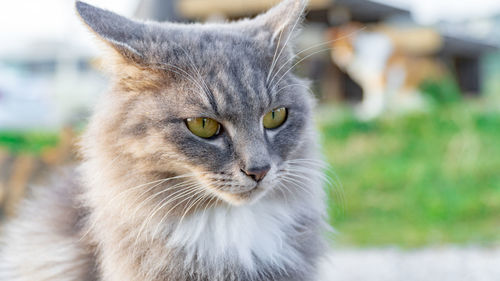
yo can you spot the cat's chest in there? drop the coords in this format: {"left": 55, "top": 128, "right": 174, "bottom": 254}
{"left": 166, "top": 200, "right": 304, "bottom": 273}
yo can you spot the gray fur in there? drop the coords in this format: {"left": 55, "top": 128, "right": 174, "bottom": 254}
{"left": 0, "top": 1, "right": 327, "bottom": 280}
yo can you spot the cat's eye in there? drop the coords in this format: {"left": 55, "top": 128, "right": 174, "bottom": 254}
{"left": 186, "top": 117, "right": 221, "bottom": 139}
{"left": 263, "top": 107, "right": 287, "bottom": 129}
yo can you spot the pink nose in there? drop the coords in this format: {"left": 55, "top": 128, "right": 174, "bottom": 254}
{"left": 241, "top": 165, "right": 270, "bottom": 182}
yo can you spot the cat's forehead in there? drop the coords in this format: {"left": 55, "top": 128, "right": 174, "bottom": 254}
{"left": 156, "top": 28, "right": 278, "bottom": 118}
{"left": 158, "top": 26, "right": 270, "bottom": 69}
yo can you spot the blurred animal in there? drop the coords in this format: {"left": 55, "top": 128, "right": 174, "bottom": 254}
{"left": 0, "top": 1, "right": 328, "bottom": 280}
{"left": 328, "top": 23, "right": 445, "bottom": 119}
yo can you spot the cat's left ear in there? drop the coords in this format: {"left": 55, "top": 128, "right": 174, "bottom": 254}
{"left": 252, "top": 0, "right": 308, "bottom": 48}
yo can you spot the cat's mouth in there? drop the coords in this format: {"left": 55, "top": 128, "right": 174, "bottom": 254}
{"left": 197, "top": 172, "right": 270, "bottom": 206}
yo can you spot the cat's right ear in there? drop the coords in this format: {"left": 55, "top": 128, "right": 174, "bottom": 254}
{"left": 75, "top": 1, "right": 147, "bottom": 64}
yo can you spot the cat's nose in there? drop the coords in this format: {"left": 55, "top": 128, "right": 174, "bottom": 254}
{"left": 241, "top": 165, "right": 270, "bottom": 182}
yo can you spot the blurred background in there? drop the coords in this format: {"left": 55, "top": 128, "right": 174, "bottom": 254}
{"left": 1, "top": 0, "right": 499, "bottom": 279}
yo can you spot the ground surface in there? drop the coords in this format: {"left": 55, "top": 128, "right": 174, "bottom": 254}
{"left": 319, "top": 247, "right": 500, "bottom": 281}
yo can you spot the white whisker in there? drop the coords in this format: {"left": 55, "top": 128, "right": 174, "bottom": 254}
{"left": 283, "top": 160, "right": 346, "bottom": 216}
{"left": 154, "top": 63, "right": 207, "bottom": 97}
{"left": 150, "top": 187, "right": 207, "bottom": 241}
{"left": 177, "top": 45, "right": 213, "bottom": 100}
{"left": 267, "top": 28, "right": 286, "bottom": 83}
{"left": 130, "top": 177, "right": 199, "bottom": 218}
{"left": 175, "top": 191, "right": 210, "bottom": 231}
{"left": 135, "top": 183, "right": 202, "bottom": 244}
{"left": 280, "top": 176, "right": 314, "bottom": 198}
{"left": 266, "top": 2, "right": 307, "bottom": 86}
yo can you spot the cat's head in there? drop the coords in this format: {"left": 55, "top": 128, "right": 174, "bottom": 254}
{"left": 77, "top": 0, "right": 319, "bottom": 206}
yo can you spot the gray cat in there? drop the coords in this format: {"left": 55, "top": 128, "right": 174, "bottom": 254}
{"left": 0, "top": 0, "right": 328, "bottom": 280}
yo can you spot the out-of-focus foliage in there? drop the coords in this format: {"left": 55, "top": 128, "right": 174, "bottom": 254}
{"left": 320, "top": 103, "right": 500, "bottom": 247}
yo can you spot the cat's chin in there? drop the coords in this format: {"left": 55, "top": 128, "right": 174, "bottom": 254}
{"left": 216, "top": 186, "right": 268, "bottom": 206}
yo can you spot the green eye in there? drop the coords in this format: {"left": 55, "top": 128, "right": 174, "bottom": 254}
{"left": 263, "top": 107, "right": 287, "bottom": 129}
{"left": 186, "top": 117, "right": 221, "bottom": 138}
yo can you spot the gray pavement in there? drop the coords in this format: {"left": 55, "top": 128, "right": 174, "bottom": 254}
{"left": 318, "top": 247, "right": 500, "bottom": 281}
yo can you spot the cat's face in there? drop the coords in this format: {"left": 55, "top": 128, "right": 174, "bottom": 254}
{"left": 78, "top": 0, "right": 315, "bottom": 206}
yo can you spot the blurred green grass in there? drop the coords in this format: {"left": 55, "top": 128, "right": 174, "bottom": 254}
{"left": 320, "top": 103, "right": 500, "bottom": 247}
{"left": 0, "top": 131, "right": 59, "bottom": 154}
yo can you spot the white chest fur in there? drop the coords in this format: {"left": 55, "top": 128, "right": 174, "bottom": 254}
{"left": 166, "top": 198, "right": 308, "bottom": 273}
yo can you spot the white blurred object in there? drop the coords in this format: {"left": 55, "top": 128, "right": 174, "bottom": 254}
{"left": 318, "top": 247, "right": 500, "bottom": 281}
{"left": 350, "top": 32, "right": 393, "bottom": 120}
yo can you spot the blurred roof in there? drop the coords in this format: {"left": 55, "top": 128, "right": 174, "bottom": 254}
{"left": 135, "top": 0, "right": 180, "bottom": 21}
{"left": 335, "top": 0, "right": 410, "bottom": 22}
{"left": 336, "top": 0, "right": 500, "bottom": 53}
{"left": 177, "top": 0, "right": 331, "bottom": 19}
{"left": 373, "top": 0, "right": 500, "bottom": 24}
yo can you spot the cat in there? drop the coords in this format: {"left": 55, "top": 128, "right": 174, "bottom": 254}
{"left": 0, "top": 0, "right": 328, "bottom": 280}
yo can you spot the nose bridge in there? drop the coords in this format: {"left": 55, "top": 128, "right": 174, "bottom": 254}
{"left": 234, "top": 126, "right": 270, "bottom": 170}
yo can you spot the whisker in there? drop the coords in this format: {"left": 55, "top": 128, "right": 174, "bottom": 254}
{"left": 177, "top": 45, "right": 214, "bottom": 101}
{"left": 154, "top": 63, "right": 207, "bottom": 98}
{"left": 277, "top": 181, "right": 293, "bottom": 204}
{"left": 201, "top": 193, "right": 218, "bottom": 218}
{"left": 135, "top": 183, "right": 203, "bottom": 244}
{"left": 267, "top": 27, "right": 286, "bottom": 83}
{"left": 266, "top": 2, "right": 307, "bottom": 85}
{"left": 269, "top": 45, "right": 336, "bottom": 89}
{"left": 283, "top": 161, "right": 346, "bottom": 216}
{"left": 279, "top": 176, "right": 315, "bottom": 198}
{"left": 81, "top": 175, "right": 192, "bottom": 241}
{"left": 150, "top": 187, "right": 207, "bottom": 242}
{"left": 285, "top": 165, "right": 332, "bottom": 185}
{"left": 130, "top": 177, "right": 199, "bottom": 218}
{"left": 272, "top": 83, "right": 308, "bottom": 96}
{"left": 286, "top": 159, "right": 329, "bottom": 169}
{"left": 176, "top": 191, "right": 211, "bottom": 230}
